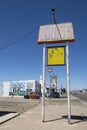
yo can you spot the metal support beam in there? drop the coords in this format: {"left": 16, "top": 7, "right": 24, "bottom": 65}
{"left": 42, "top": 44, "right": 46, "bottom": 122}
{"left": 66, "top": 43, "right": 71, "bottom": 124}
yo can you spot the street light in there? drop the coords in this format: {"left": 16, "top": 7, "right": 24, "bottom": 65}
{"left": 51, "top": 8, "right": 56, "bottom": 24}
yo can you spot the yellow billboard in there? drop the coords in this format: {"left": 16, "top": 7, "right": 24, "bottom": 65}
{"left": 47, "top": 46, "right": 65, "bottom": 66}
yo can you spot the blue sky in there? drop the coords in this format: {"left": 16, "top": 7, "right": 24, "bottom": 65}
{"left": 0, "top": 0, "right": 87, "bottom": 90}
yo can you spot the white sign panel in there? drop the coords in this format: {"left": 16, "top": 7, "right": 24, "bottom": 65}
{"left": 38, "top": 22, "right": 75, "bottom": 44}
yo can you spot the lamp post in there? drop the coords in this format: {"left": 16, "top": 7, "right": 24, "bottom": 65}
{"left": 51, "top": 8, "right": 57, "bottom": 24}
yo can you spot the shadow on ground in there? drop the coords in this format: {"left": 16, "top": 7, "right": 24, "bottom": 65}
{"left": 62, "top": 115, "right": 87, "bottom": 124}
{"left": 44, "top": 115, "right": 87, "bottom": 124}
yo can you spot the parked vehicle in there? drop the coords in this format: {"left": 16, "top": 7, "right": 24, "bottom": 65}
{"left": 24, "top": 92, "right": 40, "bottom": 99}
{"left": 29, "top": 92, "right": 40, "bottom": 99}
{"left": 49, "top": 92, "right": 60, "bottom": 98}
{"left": 45, "top": 93, "right": 50, "bottom": 97}
{"left": 24, "top": 94, "right": 29, "bottom": 99}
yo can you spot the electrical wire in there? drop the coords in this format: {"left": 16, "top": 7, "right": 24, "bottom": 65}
{"left": 0, "top": 28, "right": 38, "bottom": 51}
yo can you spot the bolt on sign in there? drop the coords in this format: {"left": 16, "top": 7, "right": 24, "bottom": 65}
{"left": 47, "top": 46, "right": 65, "bottom": 66}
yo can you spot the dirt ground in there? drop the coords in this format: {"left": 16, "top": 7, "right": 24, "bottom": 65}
{"left": 0, "top": 95, "right": 87, "bottom": 115}
{"left": 0, "top": 96, "right": 41, "bottom": 114}
{"left": 0, "top": 95, "right": 87, "bottom": 130}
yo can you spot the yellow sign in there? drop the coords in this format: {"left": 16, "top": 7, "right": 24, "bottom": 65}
{"left": 47, "top": 46, "right": 65, "bottom": 66}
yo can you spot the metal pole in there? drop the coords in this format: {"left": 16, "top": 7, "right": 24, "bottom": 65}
{"left": 66, "top": 42, "right": 71, "bottom": 124}
{"left": 42, "top": 44, "right": 46, "bottom": 122}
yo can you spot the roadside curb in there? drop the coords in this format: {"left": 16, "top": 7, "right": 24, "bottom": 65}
{"left": 0, "top": 113, "right": 20, "bottom": 124}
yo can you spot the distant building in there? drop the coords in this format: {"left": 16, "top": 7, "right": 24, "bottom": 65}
{"left": 0, "top": 85, "right": 3, "bottom": 97}
{"left": 50, "top": 75, "right": 58, "bottom": 92}
{"left": 82, "top": 89, "right": 87, "bottom": 93}
{"left": 2, "top": 80, "right": 41, "bottom": 97}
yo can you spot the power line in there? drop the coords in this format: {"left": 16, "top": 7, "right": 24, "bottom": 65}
{"left": 0, "top": 28, "right": 37, "bottom": 51}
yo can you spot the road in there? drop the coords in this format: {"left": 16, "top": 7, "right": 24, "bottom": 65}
{"left": 71, "top": 93, "right": 87, "bottom": 102}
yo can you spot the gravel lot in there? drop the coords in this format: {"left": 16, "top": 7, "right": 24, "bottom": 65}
{"left": 0, "top": 95, "right": 87, "bottom": 130}
{"left": 0, "top": 97, "right": 41, "bottom": 114}
{"left": 0, "top": 95, "right": 86, "bottom": 115}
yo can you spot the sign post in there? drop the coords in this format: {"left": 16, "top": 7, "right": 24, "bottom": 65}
{"left": 66, "top": 42, "right": 71, "bottom": 124}
{"left": 42, "top": 44, "right": 46, "bottom": 122}
{"left": 38, "top": 22, "right": 75, "bottom": 124}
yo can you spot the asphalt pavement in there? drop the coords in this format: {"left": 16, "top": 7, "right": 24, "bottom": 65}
{"left": 71, "top": 93, "right": 87, "bottom": 102}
